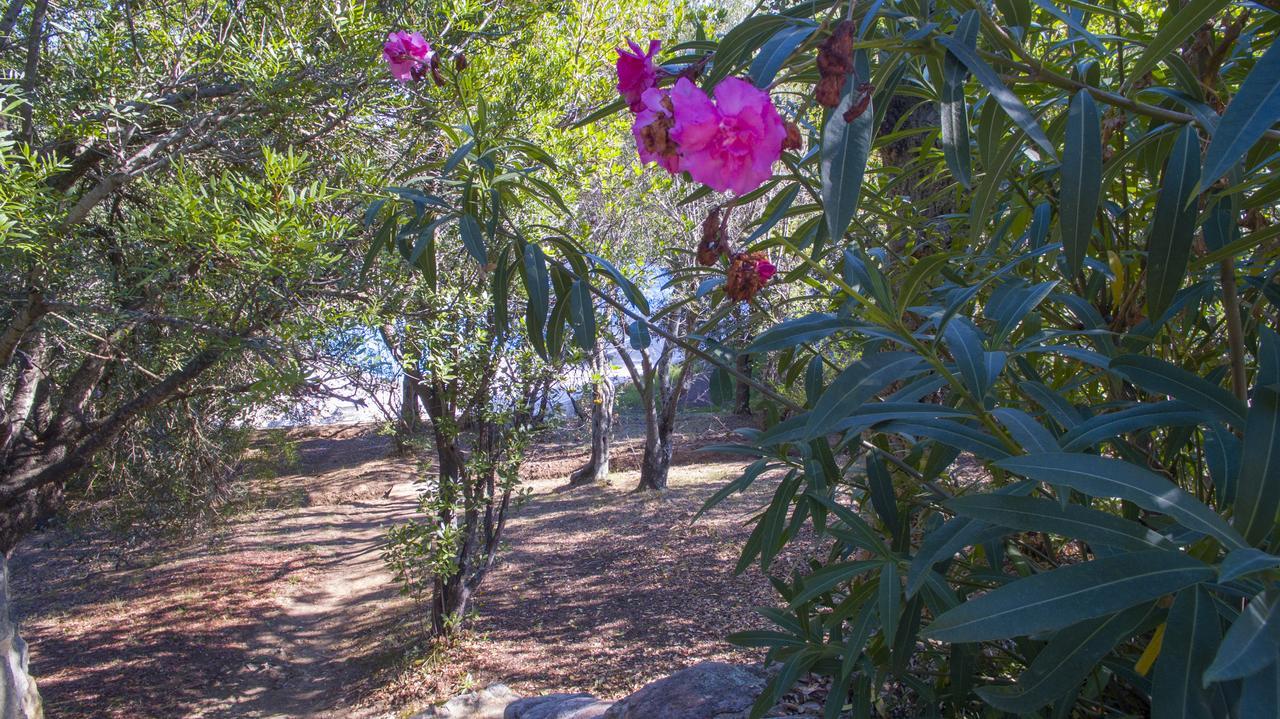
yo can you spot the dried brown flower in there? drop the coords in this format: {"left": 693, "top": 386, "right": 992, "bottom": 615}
{"left": 842, "top": 83, "right": 875, "bottom": 122}
{"left": 697, "top": 208, "right": 731, "bottom": 266}
{"left": 726, "top": 251, "right": 775, "bottom": 302}
{"left": 816, "top": 20, "right": 855, "bottom": 108}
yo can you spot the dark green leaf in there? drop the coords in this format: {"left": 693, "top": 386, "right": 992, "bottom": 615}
{"left": 1233, "top": 386, "right": 1280, "bottom": 545}
{"left": 923, "top": 550, "right": 1213, "bottom": 642}
{"left": 749, "top": 23, "right": 816, "bottom": 88}
{"left": 1145, "top": 124, "right": 1201, "bottom": 318}
{"left": 1058, "top": 401, "right": 1206, "bottom": 452}
{"left": 995, "top": 452, "right": 1249, "bottom": 549}
{"left": 805, "top": 352, "right": 924, "bottom": 439}
{"left": 947, "top": 494, "right": 1173, "bottom": 551}
{"left": 1153, "top": 586, "right": 1222, "bottom": 719}
{"left": 1202, "top": 38, "right": 1280, "bottom": 187}
{"left": 935, "top": 35, "right": 1055, "bottom": 157}
{"left": 1204, "top": 590, "right": 1280, "bottom": 683}
{"left": 790, "top": 560, "right": 883, "bottom": 606}
{"left": 821, "top": 60, "right": 876, "bottom": 241}
{"left": 748, "top": 313, "right": 857, "bottom": 353}
{"left": 567, "top": 279, "right": 595, "bottom": 351}
{"left": 458, "top": 214, "right": 488, "bottom": 266}
{"left": 940, "top": 11, "right": 978, "bottom": 188}
{"left": 1061, "top": 91, "right": 1102, "bottom": 275}
{"left": 977, "top": 603, "right": 1153, "bottom": 713}
{"left": 1110, "top": 355, "right": 1248, "bottom": 428}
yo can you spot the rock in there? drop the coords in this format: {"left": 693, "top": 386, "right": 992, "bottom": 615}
{"left": 603, "top": 662, "right": 770, "bottom": 719}
{"left": 414, "top": 683, "right": 519, "bottom": 718}
{"left": 505, "top": 694, "right": 612, "bottom": 719}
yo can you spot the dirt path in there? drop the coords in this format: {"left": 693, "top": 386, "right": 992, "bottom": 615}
{"left": 13, "top": 418, "right": 803, "bottom": 718}
{"left": 13, "top": 426, "right": 422, "bottom": 719}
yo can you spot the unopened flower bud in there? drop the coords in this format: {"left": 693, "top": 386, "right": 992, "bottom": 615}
{"left": 454, "top": 53, "right": 468, "bottom": 71}
{"left": 782, "top": 121, "right": 802, "bottom": 152}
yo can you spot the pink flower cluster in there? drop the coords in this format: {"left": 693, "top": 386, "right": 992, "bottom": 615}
{"left": 384, "top": 31, "right": 435, "bottom": 82}
{"left": 616, "top": 40, "right": 787, "bottom": 196}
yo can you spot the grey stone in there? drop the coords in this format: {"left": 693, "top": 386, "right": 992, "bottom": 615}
{"left": 603, "top": 662, "right": 770, "bottom": 719}
{"left": 505, "top": 694, "right": 612, "bottom": 719}
{"left": 414, "top": 683, "right": 519, "bottom": 718}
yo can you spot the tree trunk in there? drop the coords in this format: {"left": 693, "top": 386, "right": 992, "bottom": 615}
{"left": 394, "top": 373, "right": 421, "bottom": 453}
{"left": 567, "top": 353, "right": 614, "bottom": 487}
{"left": 0, "top": 555, "right": 41, "bottom": 719}
{"left": 636, "top": 427, "right": 673, "bottom": 491}
{"left": 734, "top": 351, "right": 752, "bottom": 416}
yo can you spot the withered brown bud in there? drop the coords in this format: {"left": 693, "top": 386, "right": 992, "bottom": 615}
{"left": 842, "top": 83, "right": 874, "bottom": 122}
{"left": 454, "top": 53, "right": 468, "bottom": 71}
{"left": 639, "top": 94, "right": 679, "bottom": 162}
{"left": 697, "top": 208, "right": 731, "bottom": 266}
{"left": 816, "top": 20, "right": 856, "bottom": 108}
{"left": 782, "top": 121, "right": 802, "bottom": 152}
{"left": 726, "top": 251, "right": 774, "bottom": 302}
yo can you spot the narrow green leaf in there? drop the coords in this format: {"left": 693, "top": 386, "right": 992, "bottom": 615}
{"left": 707, "top": 14, "right": 796, "bottom": 86}
{"left": 935, "top": 35, "right": 1055, "bottom": 157}
{"left": 1201, "top": 33, "right": 1280, "bottom": 187}
{"left": 947, "top": 494, "right": 1174, "bottom": 551}
{"left": 1060, "top": 91, "right": 1102, "bottom": 275}
{"left": 458, "top": 214, "right": 488, "bottom": 266}
{"left": 1058, "top": 400, "right": 1206, "bottom": 452}
{"left": 790, "top": 560, "right": 883, "bottom": 606}
{"left": 1204, "top": 590, "right": 1280, "bottom": 683}
{"left": 1233, "top": 386, "right": 1280, "bottom": 545}
{"left": 1125, "top": 1, "right": 1231, "bottom": 97}
{"left": 1220, "top": 549, "right": 1280, "bottom": 584}
{"left": 1145, "top": 124, "right": 1201, "bottom": 319}
{"left": 748, "top": 313, "right": 857, "bottom": 353}
{"left": 995, "top": 452, "right": 1249, "bottom": 550}
{"left": 978, "top": 603, "right": 1154, "bottom": 713}
{"left": 1110, "top": 355, "right": 1248, "bottom": 428}
{"left": 940, "top": 11, "right": 978, "bottom": 188}
{"left": 805, "top": 352, "right": 924, "bottom": 439}
{"left": 567, "top": 279, "right": 595, "bottom": 351}
{"left": 1153, "top": 586, "right": 1222, "bottom": 719}
{"left": 821, "top": 60, "right": 876, "bottom": 241}
{"left": 749, "top": 23, "right": 816, "bottom": 88}
{"left": 923, "top": 550, "right": 1213, "bottom": 642}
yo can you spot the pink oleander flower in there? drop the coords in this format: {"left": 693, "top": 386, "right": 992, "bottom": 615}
{"left": 384, "top": 31, "right": 434, "bottom": 82}
{"left": 632, "top": 88, "right": 680, "bottom": 173}
{"left": 756, "top": 258, "right": 777, "bottom": 282}
{"left": 616, "top": 39, "right": 661, "bottom": 112}
{"left": 670, "top": 77, "right": 786, "bottom": 196}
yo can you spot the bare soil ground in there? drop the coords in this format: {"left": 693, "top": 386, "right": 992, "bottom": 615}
{"left": 12, "top": 414, "right": 807, "bottom": 718}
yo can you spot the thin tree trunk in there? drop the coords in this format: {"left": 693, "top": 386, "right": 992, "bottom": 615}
{"left": 568, "top": 351, "right": 614, "bottom": 487}
{"left": 0, "top": 554, "right": 41, "bottom": 719}
{"left": 734, "top": 351, "right": 752, "bottom": 416}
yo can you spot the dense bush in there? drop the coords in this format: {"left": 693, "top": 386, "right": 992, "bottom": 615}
{"left": 568, "top": 1, "right": 1280, "bottom": 716}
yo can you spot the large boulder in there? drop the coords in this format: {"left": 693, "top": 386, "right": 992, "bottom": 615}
{"left": 413, "top": 684, "right": 520, "bottom": 718}
{"left": 505, "top": 694, "right": 612, "bottom": 719}
{"left": 603, "top": 662, "right": 770, "bottom": 719}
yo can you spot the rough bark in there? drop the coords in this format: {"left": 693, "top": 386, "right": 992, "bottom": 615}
{"left": 567, "top": 349, "right": 614, "bottom": 487}
{"left": 0, "top": 555, "right": 41, "bottom": 719}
